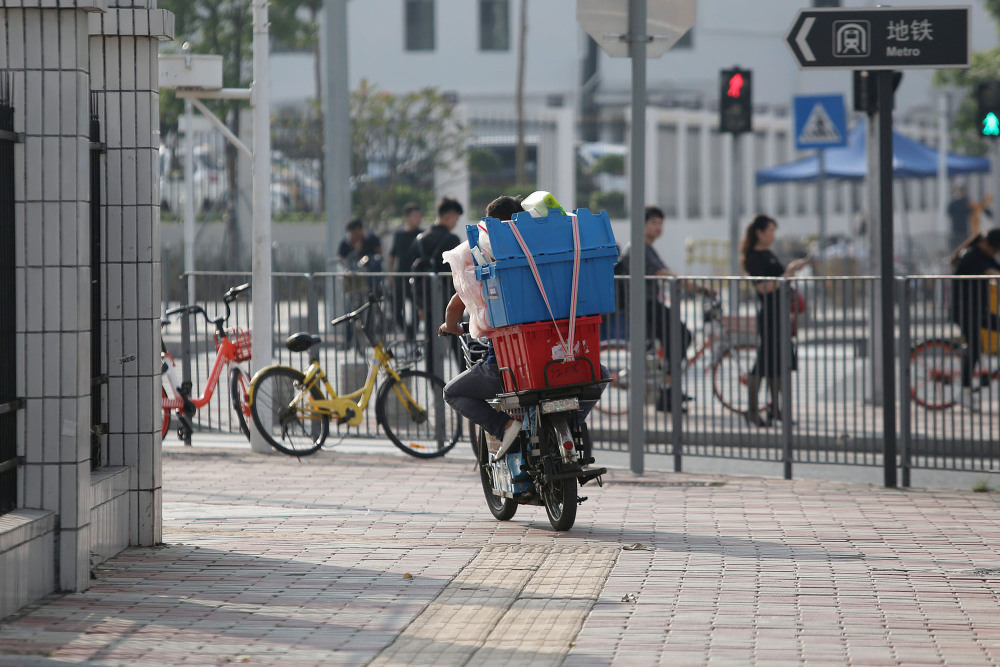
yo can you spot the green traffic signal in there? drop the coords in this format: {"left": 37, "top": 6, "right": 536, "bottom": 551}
{"left": 984, "top": 112, "right": 1000, "bottom": 137}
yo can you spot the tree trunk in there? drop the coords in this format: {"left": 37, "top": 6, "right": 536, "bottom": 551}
{"left": 514, "top": 0, "right": 528, "bottom": 186}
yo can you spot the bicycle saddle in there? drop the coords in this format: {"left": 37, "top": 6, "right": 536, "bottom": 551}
{"left": 285, "top": 332, "right": 322, "bottom": 353}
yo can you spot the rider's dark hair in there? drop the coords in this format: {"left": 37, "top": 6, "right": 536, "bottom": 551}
{"left": 739, "top": 214, "right": 777, "bottom": 273}
{"left": 486, "top": 195, "right": 524, "bottom": 221}
{"left": 345, "top": 217, "right": 363, "bottom": 232}
{"left": 437, "top": 196, "right": 464, "bottom": 217}
{"left": 645, "top": 205, "right": 664, "bottom": 222}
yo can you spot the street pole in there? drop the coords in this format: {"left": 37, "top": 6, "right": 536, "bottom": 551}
{"left": 729, "top": 134, "right": 741, "bottom": 278}
{"left": 627, "top": 0, "right": 647, "bottom": 475}
{"left": 323, "top": 0, "right": 350, "bottom": 324}
{"left": 183, "top": 99, "right": 196, "bottom": 305}
{"left": 817, "top": 149, "right": 827, "bottom": 258}
{"left": 937, "top": 92, "right": 949, "bottom": 246}
{"left": 876, "top": 70, "right": 897, "bottom": 489}
{"left": 249, "top": 0, "right": 273, "bottom": 454}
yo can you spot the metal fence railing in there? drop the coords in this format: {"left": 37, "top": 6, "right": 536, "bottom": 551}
{"left": 0, "top": 71, "right": 23, "bottom": 515}
{"left": 161, "top": 269, "right": 1000, "bottom": 484}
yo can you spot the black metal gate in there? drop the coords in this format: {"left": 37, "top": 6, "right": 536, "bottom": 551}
{"left": 90, "top": 93, "right": 106, "bottom": 469}
{"left": 0, "top": 72, "right": 24, "bottom": 513}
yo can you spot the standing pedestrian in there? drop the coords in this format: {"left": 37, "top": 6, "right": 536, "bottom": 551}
{"left": 950, "top": 228, "right": 1000, "bottom": 411}
{"left": 409, "top": 197, "right": 463, "bottom": 330}
{"left": 740, "top": 214, "right": 810, "bottom": 427}
{"left": 387, "top": 202, "right": 424, "bottom": 336}
{"left": 616, "top": 206, "right": 713, "bottom": 412}
{"left": 947, "top": 184, "right": 972, "bottom": 252}
{"left": 338, "top": 217, "right": 383, "bottom": 344}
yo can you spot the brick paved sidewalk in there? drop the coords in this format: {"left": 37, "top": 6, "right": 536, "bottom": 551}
{"left": 2, "top": 439, "right": 1000, "bottom": 665}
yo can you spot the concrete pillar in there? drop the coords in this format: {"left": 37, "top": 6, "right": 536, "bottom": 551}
{"left": 89, "top": 5, "right": 174, "bottom": 548}
{"left": 1, "top": 0, "right": 107, "bottom": 593}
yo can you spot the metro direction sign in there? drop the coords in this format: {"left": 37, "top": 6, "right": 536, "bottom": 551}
{"left": 786, "top": 6, "right": 969, "bottom": 70}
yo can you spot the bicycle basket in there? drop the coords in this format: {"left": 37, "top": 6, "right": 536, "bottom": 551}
{"left": 218, "top": 327, "right": 252, "bottom": 362}
{"left": 387, "top": 338, "right": 425, "bottom": 369}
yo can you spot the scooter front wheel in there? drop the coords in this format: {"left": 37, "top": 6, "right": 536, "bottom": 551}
{"left": 478, "top": 431, "right": 517, "bottom": 521}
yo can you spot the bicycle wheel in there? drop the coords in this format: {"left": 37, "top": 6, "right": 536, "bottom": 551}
{"left": 249, "top": 366, "right": 329, "bottom": 456}
{"left": 376, "top": 369, "right": 461, "bottom": 458}
{"left": 540, "top": 424, "right": 577, "bottom": 531}
{"left": 160, "top": 388, "right": 171, "bottom": 440}
{"left": 596, "top": 341, "right": 631, "bottom": 415}
{"left": 229, "top": 367, "right": 251, "bottom": 440}
{"left": 468, "top": 418, "right": 480, "bottom": 455}
{"left": 712, "top": 344, "right": 767, "bottom": 416}
{"left": 477, "top": 431, "right": 517, "bottom": 521}
{"left": 911, "top": 339, "right": 961, "bottom": 409}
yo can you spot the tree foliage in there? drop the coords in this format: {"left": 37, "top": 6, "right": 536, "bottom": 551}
{"left": 350, "top": 79, "right": 467, "bottom": 225}
{"left": 933, "top": 2, "right": 1000, "bottom": 154}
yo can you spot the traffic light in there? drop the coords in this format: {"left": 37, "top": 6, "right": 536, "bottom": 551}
{"left": 976, "top": 81, "right": 1000, "bottom": 137}
{"left": 719, "top": 67, "right": 752, "bottom": 135}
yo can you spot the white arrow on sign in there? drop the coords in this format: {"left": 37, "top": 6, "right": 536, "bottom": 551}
{"left": 795, "top": 16, "right": 815, "bottom": 62}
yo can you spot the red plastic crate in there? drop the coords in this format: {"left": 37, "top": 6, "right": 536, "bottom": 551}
{"left": 491, "top": 316, "right": 602, "bottom": 393}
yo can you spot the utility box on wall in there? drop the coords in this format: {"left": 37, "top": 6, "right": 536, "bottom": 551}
{"left": 159, "top": 55, "right": 223, "bottom": 91}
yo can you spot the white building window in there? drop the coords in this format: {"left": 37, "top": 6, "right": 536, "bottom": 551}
{"left": 479, "top": 0, "right": 510, "bottom": 51}
{"left": 406, "top": 0, "right": 435, "bottom": 51}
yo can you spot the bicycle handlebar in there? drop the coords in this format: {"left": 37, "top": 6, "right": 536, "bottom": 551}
{"left": 330, "top": 293, "right": 383, "bottom": 328}
{"left": 161, "top": 283, "right": 251, "bottom": 334}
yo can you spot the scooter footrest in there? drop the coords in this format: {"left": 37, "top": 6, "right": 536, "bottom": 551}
{"left": 578, "top": 467, "right": 607, "bottom": 485}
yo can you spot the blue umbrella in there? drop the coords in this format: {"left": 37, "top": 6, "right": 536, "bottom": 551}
{"left": 756, "top": 120, "right": 990, "bottom": 186}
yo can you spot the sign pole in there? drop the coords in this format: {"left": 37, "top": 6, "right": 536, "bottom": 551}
{"left": 627, "top": 0, "right": 647, "bottom": 475}
{"left": 817, "top": 149, "right": 827, "bottom": 257}
{"left": 729, "top": 135, "right": 741, "bottom": 278}
{"left": 876, "top": 70, "right": 897, "bottom": 488}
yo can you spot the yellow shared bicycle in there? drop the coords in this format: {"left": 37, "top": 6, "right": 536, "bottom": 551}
{"left": 248, "top": 296, "right": 462, "bottom": 457}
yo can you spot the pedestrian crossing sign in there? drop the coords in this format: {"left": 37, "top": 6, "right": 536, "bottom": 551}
{"left": 793, "top": 94, "right": 847, "bottom": 150}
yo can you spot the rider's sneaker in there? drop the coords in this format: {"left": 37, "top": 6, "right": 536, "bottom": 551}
{"left": 484, "top": 433, "right": 502, "bottom": 456}
{"left": 491, "top": 419, "right": 522, "bottom": 461}
{"left": 958, "top": 388, "right": 981, "bottom": 412}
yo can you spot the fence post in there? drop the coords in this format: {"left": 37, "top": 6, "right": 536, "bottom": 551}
{"left": 428, "top": 274, "right": 445, "bottom": 381}
{"left": 306, "top": 274, "right": 320, "bottom": 335}
{"left": 668, "top": 277, "right": 684, "bottom": 472}
{"left": 898, "top": 277, "right": 911, "bottom": 488}
{"left": 779, "top": 279, "right": 793, "bottom": 480}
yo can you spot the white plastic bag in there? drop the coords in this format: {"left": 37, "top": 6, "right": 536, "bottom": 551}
{"left": 442, "top": 241, "right": 495, "bottom": 338}
{"left": 476, "top": 222, "right": 495, "bottom": 262}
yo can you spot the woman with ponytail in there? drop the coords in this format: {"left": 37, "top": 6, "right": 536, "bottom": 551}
{"left": 739, "top": 215, "right": 811, "bottom": 427}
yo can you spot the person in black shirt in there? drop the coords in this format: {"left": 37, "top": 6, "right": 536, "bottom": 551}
{"left": 616, "top": 206, "right": 714, "bottom": 412}
{"left": 950, "top": 228, "right": 1000, "bottom": 411}
{"left": 409, "top": 197, "right": 463, "bottom": 328}
{"left": 387, "top": 202, "right": 424, "bottom": 336}
{"left": 740, "top": 214, "right": 810, "bottom": 427}
{"left": 338, "top": 217, "right": 383, "bottom": 343}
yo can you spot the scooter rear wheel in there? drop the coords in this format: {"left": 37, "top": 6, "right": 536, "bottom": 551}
{"left": 478, "top": 431, "right": 517, "bottom": 521}
{"left": 542, "top": 425, "right": 578, "bottom": 531}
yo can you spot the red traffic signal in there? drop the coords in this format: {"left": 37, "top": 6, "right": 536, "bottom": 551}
{"left": 727, "top": 73, "right": 745, "bottom": 98}
{"left": 720, "top": 67, "right": 752, "bottom": 134}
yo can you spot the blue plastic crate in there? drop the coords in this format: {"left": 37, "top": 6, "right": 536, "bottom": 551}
{"left": 467, "top": 208, "right": 618, "bottom": 327}
{"left": 468, "top": 207, "right": 617, "bottom": 261}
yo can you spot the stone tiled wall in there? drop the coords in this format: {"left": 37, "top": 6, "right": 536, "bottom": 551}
{"left": 90, "top": 4, "right": 173, "bottom": 550}
{"left": 0, "top": 0, "right": 171, "bottom": 600}
{"left": 1, "top": 0, "right": 106, "bottom": 593}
